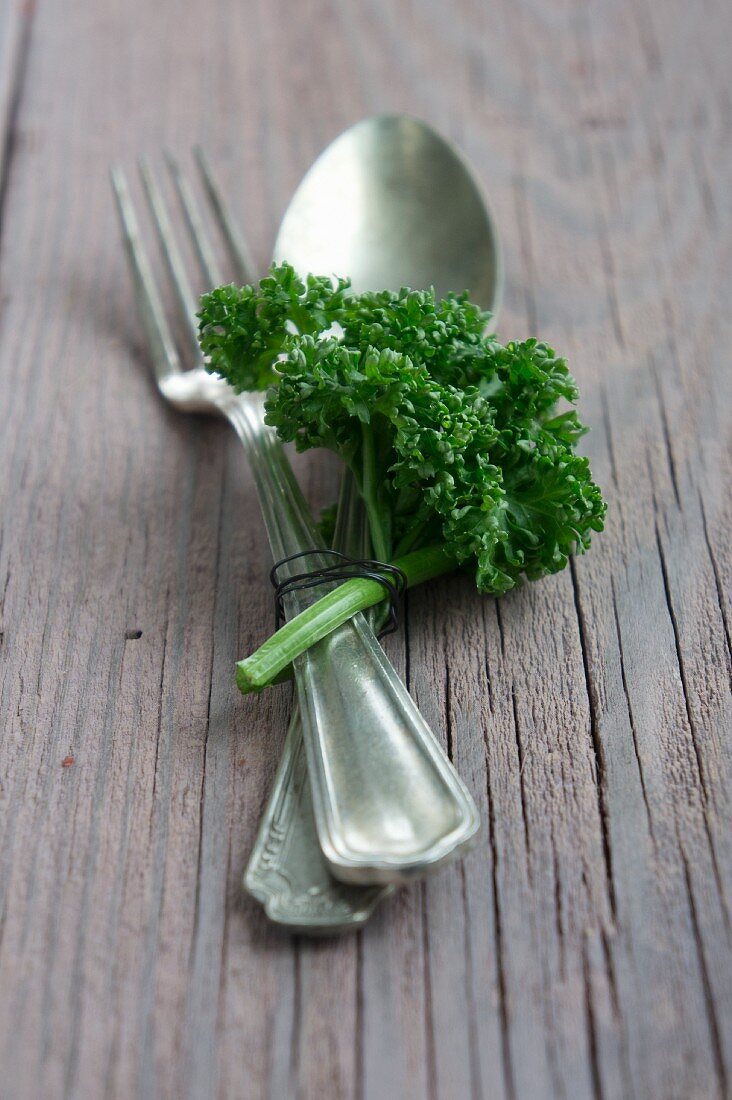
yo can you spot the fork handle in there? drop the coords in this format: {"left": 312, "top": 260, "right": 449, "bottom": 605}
{"left": 220, "top": 392, "right": 479, "bottom": 884}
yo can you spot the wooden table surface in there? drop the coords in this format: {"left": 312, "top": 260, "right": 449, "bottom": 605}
{"left": 1, "top": 0, "right": 730, "bottom": 1097}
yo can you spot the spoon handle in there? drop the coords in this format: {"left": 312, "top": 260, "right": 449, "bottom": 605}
{"left": 244, "top": 710, "right": 390, "bottom": 931}
{"left": 245, "top": 473, "right": 391, "bottom": 930}
{"left": 222, "top": 392, "right": 479, "bottom": 885}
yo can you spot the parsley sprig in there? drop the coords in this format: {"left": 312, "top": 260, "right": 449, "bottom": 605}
{"left": 199, "top": 263, "right": 606, "bottom": 691}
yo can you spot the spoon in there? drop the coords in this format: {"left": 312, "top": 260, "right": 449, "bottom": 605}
{"left": 245, "top": 115, "right": 503, "bottom": 933}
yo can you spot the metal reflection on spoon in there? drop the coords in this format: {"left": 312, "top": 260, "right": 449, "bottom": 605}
{"left": 275, "top": 114, "right": 501, "bottom": 309}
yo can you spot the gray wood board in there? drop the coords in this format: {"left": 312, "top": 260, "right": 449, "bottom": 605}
{"left": 0, "top": 0, "right": 729, "bottom": 1097}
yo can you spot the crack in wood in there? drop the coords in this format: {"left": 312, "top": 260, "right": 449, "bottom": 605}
{"left": 610, "top": 577, "right": 655, "bottom": 842}
{"left": 444, "top": 662, "right": 454, "bottom": 764}
{"left": 654, "top": 525, "right": 710, "bottom": 802}
{"left": 420, "top": 883, "right": 438, "bottom": 1100}
{"left": 290, "top": 937, "right": 303, "bottom": 1086}
{"left": 570, "top": 561, "right": 618, "bottom": 923}
{"left": 698, "top": 490, "right": 732, "bottom": 668}
{"left": 354, "top": 930, "right": 364, "bottom": 1100}
{"left": 485, "top": 756, "right": 516, "bottom": 1100}
{"left": 551, "top": 827, "right": 566, "bottom": 981}
{"left": 458, "top": 859, "right": 483, "bottom": 1100}
{"left": 510, "top": 685, "right": 532, "bottom": 872}
{"left": 655, "top": 523, "right": 731, "bottom": 934}
{"left": 582, "top": 934, "right": 606, "bottom": 1100}
{"left": 680, "top": 845, "right": 729, "bottom": 1098}
{"left": 149, "top": 626, "right": 168, "bottom": 835}
{"left": 648, "top": 352, "right": 682, "bottom": 510}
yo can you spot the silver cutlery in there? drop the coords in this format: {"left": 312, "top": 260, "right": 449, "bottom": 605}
{"left": 245, "top": 473, "right": 392, "bottom": 931}
{"left": 246, "top": 116, "right": 503, "bottom": 929}
{"left": 111, "top": 130, "right": 481, "bottom": 906}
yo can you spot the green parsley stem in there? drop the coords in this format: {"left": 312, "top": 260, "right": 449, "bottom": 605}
{"left": 236, "top": 544, "right": 454, "bottom": 694}
{"left": 360, "top": 422, "right": 390, "bottom": 563}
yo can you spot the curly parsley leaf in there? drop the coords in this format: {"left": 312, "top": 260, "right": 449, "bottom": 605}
{"left": 198, "top": 262, "right": 350, "bottom": 391}
{"left": 199, "top": 264, "right": 606, "bottom": 597}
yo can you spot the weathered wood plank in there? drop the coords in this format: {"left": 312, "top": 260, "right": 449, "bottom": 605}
{"left": 0, "top": 0, "right": 730, "bottom": 1097}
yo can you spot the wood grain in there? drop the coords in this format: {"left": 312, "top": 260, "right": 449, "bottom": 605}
{"left": 0, "top": 0, "right": 730, "bottom": 1097}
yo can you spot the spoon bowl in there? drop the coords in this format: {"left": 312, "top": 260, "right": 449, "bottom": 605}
{"left": 274, "top": 114, "right": 502, "bottom": 313}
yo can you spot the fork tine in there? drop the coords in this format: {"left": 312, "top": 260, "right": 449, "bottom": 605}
{"left": 193, "top": 146, "right": 257, "bottom": 284}
{"left": 111, "top": 167, "right": 183, "bottom": 382}
{"left": 138, "top": 159, "right": 200, "bottom": 349}
{"left": 165, "top": 151, "right": 224, "bottom": 289}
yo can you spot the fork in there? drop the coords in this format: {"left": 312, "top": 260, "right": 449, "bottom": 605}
{"left": 111, "top": 152, "right": 479, "bottom": 900}
{"left": 112, "top": 160, "right": 382, "bottom": 931}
